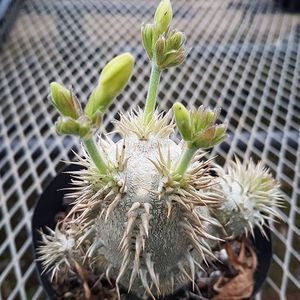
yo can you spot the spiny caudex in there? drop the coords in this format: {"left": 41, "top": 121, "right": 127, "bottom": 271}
{"left": 38, "top": 0, "right": 283, "bottom": 298}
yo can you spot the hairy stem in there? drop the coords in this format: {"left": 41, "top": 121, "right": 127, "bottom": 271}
{"left": 144, "top": 63, "right": 161, "bottom": 124}
{"left": 175, "top": 146, "right": 197, "bottom": 177}
{"left": 83, "top": 138, "right": 107, "bottom": 174}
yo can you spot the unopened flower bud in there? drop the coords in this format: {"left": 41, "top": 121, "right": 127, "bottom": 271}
{"left": 190, "top": 124, "right": 227, "bottom": 149}
{"left": 85, "top": 87, "right": 106, "bottom": 123}
{"left": 142, "top": 24, "right": 154, "bottom": 59}
{"left": 154, "top": 0, "right": 173, "bottom": 36}
{"left": 155, "top": 36, "right": 166, "bottom": 66}
{"left": 55, "top": 117, "right": 80, "bottom": 136}
{"left": 193, "top": 127, "right": 216, "bottom": 149}
{"left": 170, "top": 50, "right": 186, "bottom": 67}
{"left": 173, "top": 102, "right": 192, "bottom": 141}
{"left": 213, "top": 124, "right": 227, "bottom": 143}
{"left": 85, "top": 53, "right": 135, "bottom": 121}
{"left": 166, "top": 31, "right": 184, "bottom": 51}
{"left": 187, "top": 107, "right": 227, "bottom": 149}
{"left": 55, "top": 116, "right": 92, "bottom": 139}
{"left": 203, "top": 108, "right": 220, "bottom": 127}
{"left": 192, "top": 107, "right": 220, "bottom": 132}
{"left": 50, "top": 82, "right": 81, "bottom": 119}
{"left": 100, "top": 53, "right": 135, "bottom": 94}
{"left": 159, "top": 47, "right": 186, "bottom": 69}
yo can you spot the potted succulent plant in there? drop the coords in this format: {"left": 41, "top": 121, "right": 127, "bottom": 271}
{"left": 32, "top": 0, "right": 283, "bottom": 299}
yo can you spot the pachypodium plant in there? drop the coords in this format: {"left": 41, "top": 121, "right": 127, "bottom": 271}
{"left": 38, "top": 0, "right": 283, "bottom": 299}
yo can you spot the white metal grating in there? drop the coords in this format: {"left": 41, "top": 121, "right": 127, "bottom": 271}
{"left": 0, "top": 0, "right": 299, "bottom": 299}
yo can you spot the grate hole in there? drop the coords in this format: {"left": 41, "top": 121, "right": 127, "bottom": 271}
{"left": 0, "top": 267, "right": 17, "bottom": 299}
{"left": 13, "top": 147, "right": 25, "bottom": 162}
{"left": 10, "top": 207, "right": 24, "bottom": 228}
{"left": 26, "top": 189, "right": 39, "bottom": 211}
{"left": 24, "top": 269, "right": 41, "bottom": 299}
{"left": 15, "top": 226, "right": 28, "bottom": 251}
{"left": 22, "top": 175, "right": 34, "bottom": 193}
{"left": 286, "top": 280, "right": 300, "bottom": 298}
{"left": 6, "top": 190, "right": 19, "bottom": 211}
{"left": 49, "top": 146, "right": 60, "bottom": 160}
{"left": 31, "top": 146, "right": 43, "bottom": 161}
{"left": 17, "top": 160, "right": 30, "bottom": 178}
{"left": 36, "top": 160, "right": 47, "bottom": 176}
{"left": 260, "top": 281, "right": 279, "bottom": 299}
{"left": 0, "top": 226, "right": 7, "bottom": 249}
{"left": 20, "top": 246, "right": 34, "bottom": 275}
{"left": 3, "top": 174, "right": 15, "bottom": 194}
{"left": 268, "top": 259, "right": 284, "bottom": 288}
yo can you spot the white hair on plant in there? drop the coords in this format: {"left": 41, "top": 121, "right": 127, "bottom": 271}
{"left": 215, "top": 158, "right": 284, "bottom": 237}
{"left": 59, "top": 114, "right": 222, "bottom": 298}
{"left": 64, "top": 138, "right": 129, "bottom": 227}
{"left": 116, "top": 108, "right": 174, "bottom": 139}
{"left": 151, "top": 145, "right": 223, "bottom": 214}
{"left": 38, "top": 226, "right": 78, "bottom": 281}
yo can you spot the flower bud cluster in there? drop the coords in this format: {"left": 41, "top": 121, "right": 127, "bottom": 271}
{"left": 173, "top": 102, "right": 227, "bottom": 149}
{"left": 50, "top": 53, "right": 134, "bottom": 139}
{"left": 141, "top": 0, "right": 186, "bottom": 69}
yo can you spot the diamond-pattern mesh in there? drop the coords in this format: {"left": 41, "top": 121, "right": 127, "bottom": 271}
{"left": 0, "top": 0, "right": 299, "bottom": 299}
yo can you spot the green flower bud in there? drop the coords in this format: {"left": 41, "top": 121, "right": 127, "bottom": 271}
{"left": 142, "top": 24, "right": 154, "bottom": 59}
{"left": 190, "top": 124, "right": 227, "bottom": 149}
{"left": 191, "top": 107, "right": 220, "bottom": 133}
{"left": 159, "top": 47, "right": 185, "bottom": 69}
{"left": 203, "top": 108, "right": 219, "bottom": 126}
{"left": 55, "top": 116, "right": 80, "bottom": 136}
{"left": 85, "top": 53, "right": 135, "bottom": 120}
{"left": 173, "top": 102, "right": 192, "bottom": 141}
{"left": 154, "top": 0, "right": 173, "bottom": 36}
{"left": 55, "top": 116, "right": 93, "bottom": 139}
{"left": 187, "top": 107, "right": 227, "bottom": 149}
{"left": 85, "top": 87, "right": 106, "bottom": 123}
{"left": 155, "top": 36, "right": 166, "bottom": 66}
{"left": 100, "top": 53, "right": 135, "bottom": 92}
{"left": 166, "top": 31, "right": 184, "bottom": 51}
{"left": 50, "top": 82, "right": 81, "bottom": 119}
{"left": 169, "top": 50, "right": 185, "bottom": 68}
{"left": 213, "top": 124, "right": 227, "bottom": 144}
{"left": 191, "top": 127, "right": 216, "bottom": 149}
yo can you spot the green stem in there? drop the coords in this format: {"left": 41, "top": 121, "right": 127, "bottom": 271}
{"left": 83, "top": 138, "right": 107, "bottom": 174}
{"left": 144, "top": 62, "right": 161, "bottom": 124}
{"left": 175, "top": 146, "right": 197, "bottom": 177}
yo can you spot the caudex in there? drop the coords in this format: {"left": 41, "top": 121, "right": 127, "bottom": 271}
{"left": 38, "top": 0, "right": 283, "bottom": 299}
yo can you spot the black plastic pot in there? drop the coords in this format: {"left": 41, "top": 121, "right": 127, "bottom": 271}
{"left": 32, "top": 165, "right": 272, "bottom": 300}
{"left": 32, "top": 164, "right": 79, "bottom": 299}
{"left": 277, "top": 0, "right": 300, "bottom": 12}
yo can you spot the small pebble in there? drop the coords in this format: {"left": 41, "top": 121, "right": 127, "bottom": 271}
{"left": 210, "top": 270, "right": 221, "bottom": 278}
{"left": 219, "top": 249, "right": 228, "bottom": 262}
{"left": 63, "top": 292, "right": 74, "bottom": 299}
